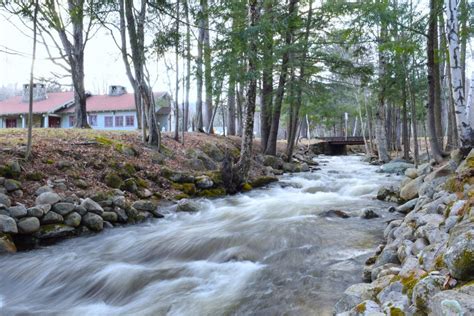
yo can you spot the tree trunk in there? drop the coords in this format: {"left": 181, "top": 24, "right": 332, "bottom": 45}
{"left": 265, "top": 0, "right": 298, "bottom": 156}
{"left": 446, "top": 0, "right": 473, "bottom": 148}
{"left": 427, "top": 0, "right": 444, "bottom": 162}
{"left": 184, "top": 0, "right": 190, "bottom": 134}
{"left": 174, "top": 0, "right": 180, "bottom": 141}
{"left": 260, "top": 0, "right": 274, "bottom": 152}
{"left": 26, "top": 0, "right": 39, "bottom": 160}
{"left": 196, "top": 1, "right": 205, "bottom": 131}
{"left": 202, "top": 0, "right": 213, "bottom": 132}
{"left": 227, "top": 76, "right": 236, "bottom": 135}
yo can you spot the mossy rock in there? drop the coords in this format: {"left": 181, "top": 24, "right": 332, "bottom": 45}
{"left": 0, "top": 161, "right": 21, "bottom": 179}
{"left": 74, "top": 179, "right": 89, "bottom": 189}
{"left": 104, "top": 172, "right": 123, "bottom": 189}
{"left": 249, "top": 176, "right": 278, "bottom": 188}
{"left": 123, "top": 163, "right": 136, "bottom": 175}
{"left": 135, "top": 177, "right": 149, "bottom": 189}
{"left": 95, "top": 136, "right": 114, "bottom": 146}
{"left": 90, "top": 191, "right": 114, "bottom": 202}
{"left": 354, "top": 302, "right": 366, "bottom": 313}
{"left": 121, "top": 178, "right": 138, "bottom": 193}
{"left": 242, "top": 183, "right": 252, "bottom": 191}
{"left": 389, "top": 306, "right": 405, "bottom": 316}
{"left": 197, "top": 188, "right": 226, "bottom": 198}
{"left": 174, "top": 193, "right": 190, "bottom": 200}
{"left": 160, "top": 167, "right": 174, "bottom": 178}
{"left": 206, "top": 171, "right": 223, "bottom": 186}
{"left": 44, "top": 159, "right": 55, "bottom": 165}
{"left": 25, "top": 171, "right": 45, "bottom": 181}
{"left": 182, "top": 183, "right": 197, "bottom": 195}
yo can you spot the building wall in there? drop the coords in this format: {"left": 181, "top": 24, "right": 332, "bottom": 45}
{"left": 60, "top": 111, "right": 138, "bottom": 130}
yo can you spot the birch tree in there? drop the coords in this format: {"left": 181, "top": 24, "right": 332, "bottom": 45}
{"left": 446, "top": 0, "right": 474, "bottom": 148}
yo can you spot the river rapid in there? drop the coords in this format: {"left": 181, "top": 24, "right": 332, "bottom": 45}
{"left": 0, "top": 155, "right": 401, "bottom": 316}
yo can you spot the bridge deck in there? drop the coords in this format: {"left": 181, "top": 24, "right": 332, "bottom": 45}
{"left": 316, "top": 136, "right": 365, "bottom": 145}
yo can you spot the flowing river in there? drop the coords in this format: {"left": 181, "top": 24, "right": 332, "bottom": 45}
{"left": 0, "top": 155, "right": 401, "bottom": 316}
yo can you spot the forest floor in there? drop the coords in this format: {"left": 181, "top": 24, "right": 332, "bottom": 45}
{"left": 0, "top": 128, "right": 287, "bottom": 206}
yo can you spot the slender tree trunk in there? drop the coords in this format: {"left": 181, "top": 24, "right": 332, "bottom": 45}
{"left": 446, "top": 0, "right": 474, "bottom": 148}
{"left": 265, "top": 0, "right": 298, "bottom": 156}
{"left": 260, "top": 0, "right": 274, "bottom": 151}
{"left": 427, "top": 0, "right": 444, "bottom": 162}
{"left": 184, "top": 0, "right": 190, "bottom": 134}
{"left": 202, "top": 0, "right": 213, "bottom": 132}
{"left": 26, "top": 0, "right": 39, "bottom": 160}
{"left": 227, "top": 76, "right": 236, "bottom": 135}
{"left": 196, "top": 1, "right": 204, "bottom": 131}
{"left": 174, "top": 0, "right": 180, "bottom": 141}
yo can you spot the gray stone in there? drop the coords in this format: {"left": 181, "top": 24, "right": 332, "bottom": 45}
{"left": 371, "top": 263, "right": 400, "bottom": 281}
{"left": 11, "top": 189, "right": 23, "bottom": 199}
{"left": 17, "top": 217, "right": 40, "bottom": 234}
{"left": 64, "top": 212, "right": 81, "bottom": 227}
{"left": 429, "top": 289, "right": 474, "bottom": 316}
{"left": 81, "top": 212, "right": 103, "bottom": 231}
{"left": 74, "top": 205, "right": 87, "bottom": 216}
{"left": 0, "top": 193, "right": 11, "bottom": 208}
{"left": 412, "top": 275, "right": 444, "bottom": 312}
{"left": 131, "top": 200, "right": 158, "bottom": 212}
{"left": 399, "top": 256, "right": 424, "bottom": 279}
{"left": 420, "top": 242, "right": 447, "bottom": 271}
{"left": 7, "top": 205, "right": 27, "bottom": 218}
{"left": 27, "top": 205, "right": 46, "bottom": 218}
{"left": 405, "top": 168, "right": 418, "bottom": 179}
{"left": 449, "top": 200, "right": 467, "bottom": 217}
{"left": 419, "top": 176, "right": 448, "bottom": 199}
{"left": 103, "top": 221, "right": 114, "bottom": 229}
{"left": 283, "top": 162, "right": 298, "bottom": 173}
{"left": 360, "top": 208, "right": 379, "bottom": 219}
{"left": 36, "top": 192, "right": 61, "bottom": 205}
{"left": 417, "top": 163, "right": 433, "bottom": 176}
{"left": 348, "top": 300, "right": 383, "bottom": 316}
{"left": 444, "top": 230, "right": 474, "bottom": 281}
{"left": 444, "top": 216, "right": 459, "bottom": 233}
{"left": 52, "top": 202, "right": 76, "bottom": 216}
{"left": 416, "top": 213, "right": 444, "bottom": 228}
{"left": 101, "top": 211, "right": 118, "bottom": 222}
{"left": 376, "top": 186, "right": 401, "bottom": 203}
{"left": 412, "top": 238, "right": 428, "bottom": 256}
{"left": 396, "top": 198, "right": 418, "bottom": 214}
{"left": 41, "top": 211, "right": 64, "bottom": 225}
{"left": 34, "top": 224, "right": 75, "bottom": 240}
{"left": 35, "top": 185, "right": 53, "bottom": 196}
{"left": 397, "top": 240, "right": 414, "bottom": 264}
{"left": 4, "top": 179, "right": 21, "bottom": 192}
{"left": 0, "top": 214, "right": 18, "bottom": 233}
{"left": 425, "top": 162, "right": 455, "bottom": 182}
{"left": 380, "top": 161, "right": 415, "bottom": 174}
{"left": 334, "top": 283, "right": 377, "bottom": 314}
{"left": 176, "top": 199, "right": 201, "bottom": 213}
{"left": 195, "top": 176, "right": 214, "bottom": 189}
{"left": 113, "top": 207, "right": 128, "bottom": 223}
{"left": 112, "top": 195, "right": 127, "bottom": 209}
{"left": 80, "top": 198, "right": 104, "bottom": 215}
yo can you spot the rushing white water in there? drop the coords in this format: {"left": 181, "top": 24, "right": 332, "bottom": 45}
{"left": 0, "top": 155, "right": 401, "bottom": 316}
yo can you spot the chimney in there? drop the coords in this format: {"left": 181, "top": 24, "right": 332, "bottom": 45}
{"left": 108, "top": 85, "right": 127, "bottom": 96}
{"left": 22, "top": 83, "right": 47, "bottom": 102}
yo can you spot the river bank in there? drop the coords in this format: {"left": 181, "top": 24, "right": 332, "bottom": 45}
{"left": 0, "top": 129, "right": 319, "bottom": 253}
{"left": 335, "top": 150, "right": 474, "bottom": 315}
{"left": 0, "top": 155, "right": 399, "bottom": 315}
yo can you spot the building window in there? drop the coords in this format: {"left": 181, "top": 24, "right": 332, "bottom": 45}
{"left": 88, "top": 115, "right": 97, "bottom": 126}
{"left": 115, "top": 116, "right": 124, "bottom": 127}
{"left": 125, "top": 115, "right": 135, "bottom": 127}
{"left": 104, "top": 116, "right": 113, "bottom": 127}
{"left": 69, "top": 116, "right": 75, "bottom": 127}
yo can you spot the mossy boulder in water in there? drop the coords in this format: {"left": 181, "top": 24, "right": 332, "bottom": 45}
{"left": 249, "top": 176, "right": 278, "bottom": 188}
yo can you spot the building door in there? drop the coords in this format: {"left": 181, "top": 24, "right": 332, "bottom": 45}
{"left": 48, "top": 117, "right": 61, "bottom": 128}
{"left": 6, "top": 118, "right": 17, "bottom": 128}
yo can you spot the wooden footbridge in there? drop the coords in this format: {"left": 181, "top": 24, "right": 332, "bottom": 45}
{"left": 311, "top": 136, "right": 365, "bottom": 155}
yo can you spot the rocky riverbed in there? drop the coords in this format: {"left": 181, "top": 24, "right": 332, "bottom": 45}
{"left": 335, "top": 150, "right": 474, "bottom": 316}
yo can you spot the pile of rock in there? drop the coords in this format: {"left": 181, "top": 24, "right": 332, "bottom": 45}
{"left": 0, "top": 185, "right": 161, "bottom": 254}
{"left": 335, "top": 150, "right": 474, "bottom": 315}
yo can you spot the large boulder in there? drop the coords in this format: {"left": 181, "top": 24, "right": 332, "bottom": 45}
{"left": 425, "top": 162, "right": 455, "bottom": 182}
{"left": 52, "top": 202, "right": 76, "bottom": 216}
{"left": 4, "top": 179, "right": 21, "bottom": 192}
{"left": 376, "top": 186, "right": 401, "bottom": 203}
{"left": 263, "top": 155, "right": 284, "bottom": 170}
{"left": 429, "top": 289, "right": 474, "bottom": 316}
{"left": 36, "top": 192, "right": 61, "bottom": 205}
{"left": 64, "top": 212, "right": 82, "bottom": 227}
{"left": 379, "top": 161, "right": 415, "bottom": 174}
{"left": 41, "top": 211, "right": 64, "bottom": 225}
{"left": 27, "top": 204, "right": 50, "bottom": 218}
{"left": 176, "top": 199, "right": 201, "bottom": 213}
{"left": 34, "top": 224, "right": 75, "bottom": 240}
{"left": 0, "top": 214, "right": 17, "bottom": 234}
{"left": 80, "top": 198, "right": 104, "bottom": 216}
{"left": 7, "top": 205, "right": 27, "bottom": 218}
{"left": 81, "top": 212, "right": 103, "bottom": 231}
{"left": 131, "top": 200, "right": 158, "bottom": 212}
{"left": 405, "top": 168, "right": 418, "bottom": 179}
{"left": 400, "top": 177, "right": 423, "bottom": 201}
{"left": 444, "top": 230, "right": 474, "bottom": 281}
{"left": 17, "top": 217, "right": 41, "bottom": 234}
{"left": 101, "top": 211, "right": 118, "bottom": 222}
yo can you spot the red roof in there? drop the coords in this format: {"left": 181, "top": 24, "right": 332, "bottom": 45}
{"left": 59, "top": 93, "right": 137, "bottom": 113}
{"left": 0, "top": 92, "right": 169, "bottom": 116}
{"left": 0, "top": 92, "right": 74, "bottom": 116}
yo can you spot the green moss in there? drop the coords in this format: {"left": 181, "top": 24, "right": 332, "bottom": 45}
{"left": 91, "top": 191, "right": 113, "bottom": 202}
{"left": 0, "top": 164, "right": 20, "bottom": 179}
{"left": 25, "top": 171, "right": 44, "bottom": 181}
{"left": 160, "top": 167, "right": 174, "bottom": 178}
{"left": 206, "top": 171, "right": 223, "bottom": 186}
{"left": 399, "top": 272, "right": 428, "bottom": 298}
{"left": 242, "top": 183, "right": 252, "bottom": 191}
{"left": 123, "top": 163, "right": 136, "bottom": 175}
{"left": 250, "top": 176, "right": 278, "bottom": 188}
{"left": 181, "top": 183, "right": 197, "bottom": 195}
{"left": 174, "top": 193, "right": 190, "bottom": 200}
{"left": 45, "top": 159, "right": 55, "bottom": 165}
{"left": 104, "top": 172, "right": 123, "bottom": 189}
{"left": 389, "top": 306, "right": 405, "bottom": 316}
{"left": 121, "top": 178, "right": 138, "bottom": 193}
{"left": 197, "top": 188, "right": 226, "bottom": 198}
{"left": 354, "top": 302, "right": 366, "bottom": 313}
{"left": 453, "top": 249, "right": 474, "bottom": 276}
{"left": 434, "top": 254, "right": 447, "bottom": 269}
{"left": 135, "top": 177, "right": 149, "bottom": 188}
{"left": 95, "top": 136, "right": 114, "bottom": 146}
